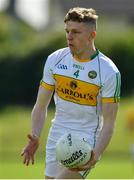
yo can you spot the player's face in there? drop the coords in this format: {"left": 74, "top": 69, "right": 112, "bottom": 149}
{"left": 65, "top": 21, "right": 93, "bottom": 56}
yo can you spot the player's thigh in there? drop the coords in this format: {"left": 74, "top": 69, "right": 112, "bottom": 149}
{"left": 55, "top": 168, "right": 82, "bottom": 179}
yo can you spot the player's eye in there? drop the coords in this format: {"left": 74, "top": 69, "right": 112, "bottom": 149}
{"left": 73, "top": 31, "right": 81, "bottom": 34}
{"left": 65, "top": 29, "right": 69, "bottom": 34}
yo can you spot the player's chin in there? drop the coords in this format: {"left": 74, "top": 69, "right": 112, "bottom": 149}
{"left": 68, "top": 46, "right": 76, "bottom": 54}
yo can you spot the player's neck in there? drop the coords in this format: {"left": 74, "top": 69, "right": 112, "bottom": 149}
{"left": 73, "top": 46, "right": 97, "bottom": 62}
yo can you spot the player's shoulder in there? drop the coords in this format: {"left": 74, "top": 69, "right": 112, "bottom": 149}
{"left": 99, "top": 51, "right": 119, "bottom": 74}
{"left": 47, "top": 47, "right": 70, "bottom": 63}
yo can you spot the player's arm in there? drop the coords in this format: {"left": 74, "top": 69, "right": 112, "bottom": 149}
{"left": 31, "top": 85, "right": 54, "bottom": 138}
{"left": 93, "top": 102, "right": 118, "bottom": 160}
{"left": 21, "top": 86, "right": 54, "bottom": 166}
{"left": 70, "top": 102, "right": 119, "bottom": 171}
{"left": 93, "top": 72, "right": 120, "bottom": 161}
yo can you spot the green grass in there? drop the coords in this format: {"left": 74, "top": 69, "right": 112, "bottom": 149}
{"left": 0, "top": 158, "right": 133, "bottom": 179}
{"left": 0, "top": 163, "right": 44, "bottom": 179}
{"left": 89, "top": 159, "right": 133, "bottom": 179}
{"left": 0, "top": 96, "right": 134, "bottom": 179}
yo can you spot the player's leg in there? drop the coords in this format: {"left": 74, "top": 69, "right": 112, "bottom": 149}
{"left": 55, "top": 168, "right": 82, "bottom": 179}
{"left": 45, "top": 175, "right": 54, "bottom": 179}
{"left": 56, "top": 168, "right": 91, "bottom": 179}
{"left": 45, "top": 160, "right": 65, "bottom": 179}
{"left": 45, "top": 134, "right": 59, "bottom": 179}
{"left": 45, "top": 176, "right": 55, "bottom": 180}
{"left": 45, "top": 159, "right": 83, "bottom": 179}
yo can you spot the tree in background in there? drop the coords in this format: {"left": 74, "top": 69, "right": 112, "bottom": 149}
{"left": 5, "top": 0, "right": 18, "bottom": 19}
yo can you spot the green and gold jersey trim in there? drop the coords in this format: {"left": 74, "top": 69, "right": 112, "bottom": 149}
{"left": 102, "top": 97, "right": 120, "bottom": 103}
{"left": 114, "top": 72, "right": 121, "bottom": 102}
{"left": 90, "top": 49, "right": 99, "bottom": 60}
{"left": 40, "top": 80, "right": 55, "bottom": 90}
{"left": 102, "top": 72, "right": 121, "bottom": 103}
{"left": 73, "top": 49, "right": 99, "bottom": 62}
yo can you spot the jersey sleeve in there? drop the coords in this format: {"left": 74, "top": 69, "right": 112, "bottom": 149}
{"left": 101, "top": 72, "right": 121, "bottom": 103}
{"left": 40, "top": 57, "right": 55, "bottom": 91}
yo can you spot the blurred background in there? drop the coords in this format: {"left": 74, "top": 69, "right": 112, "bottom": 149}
{"left": 0, "top": 0, "right": 134, "bottom": 179}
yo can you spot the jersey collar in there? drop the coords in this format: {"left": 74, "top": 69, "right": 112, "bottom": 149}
{"left": 73, "top": 49, "right": 99, "bottom": 62}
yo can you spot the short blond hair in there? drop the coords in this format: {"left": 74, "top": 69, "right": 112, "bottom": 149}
{"left": 64, "top": 7, "right": 98, "bottom": 30}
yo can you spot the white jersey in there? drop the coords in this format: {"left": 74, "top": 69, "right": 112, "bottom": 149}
{"left": 41, "top": 47, "right": 121, "bottom": 147}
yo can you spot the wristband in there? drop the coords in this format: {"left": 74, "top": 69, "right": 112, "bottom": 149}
{"left": 32, "top": 134, "right": 40, "bottom": 140}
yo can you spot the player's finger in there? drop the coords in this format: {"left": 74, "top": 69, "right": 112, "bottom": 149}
{"left": 69, "top": 167, "right": 86, "bottom": 171}
{"left": 70, "top": 162, "right": 93, "bottom": 171}
{"left": 79, "top": 162, "right": 95, "bottom": 171}
{"left": 21, "top": 151, "right": 24, "bottom": 156}
{"left": 27, "top": 134, "right": 34, "bottom": 141}
{"left": 77, "top": 166, "right": 89, "bottom": 171}
{"left": 31, "top": 155, "right": 34, "bottom": 165}
{"left": 90, "top": 150, "right": 95, "bottom": 161}
{"left": 23, "top": 153, "right": 28, "bottom": 164}
{"left": 26, "top": 156, "right": 31, "bottom": 166}
{"left": 69, "top": 166, "right": 85, "bottom": 171}
{"left": 23, "top": 152, "right": 30, "bottom": 165}
{"left": 21, "top": 148, "right": 26, "bottom": 156}
{"left": 78, "top": 152, "right": 96, "bottom": 170}
{"left": 80, "top": 165, "right": 95, "bottom": 171}
{"left": 23, "top": 155, "right": 27, "bottom": 164}
{"left": 69, "top": 168, "right": 80, "bottom": 172}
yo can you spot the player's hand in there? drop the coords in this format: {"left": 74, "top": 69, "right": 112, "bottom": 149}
{"left": 69, "top": 151, "right": 98, "bottom": 172}
{"left": 21, "top": 134, "right": 39, "bottom": 166}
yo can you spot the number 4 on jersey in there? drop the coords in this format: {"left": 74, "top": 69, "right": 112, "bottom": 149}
{"left": 73, "top": 70, "right": 80, "bottom": 78}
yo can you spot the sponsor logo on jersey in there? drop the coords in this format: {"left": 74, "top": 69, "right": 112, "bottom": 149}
{"left": 73, "top": 64, "right": 84, "bottom": 70}
{"left": 54, "top": 74, "right": 100, "bottom": 106}
{"left": 57, "top": 87, "right": 94, "bottom": 101}
{"left": 88, "top": 71, "right": 97, "bottom": 79}
{"left": 57, "top": 64, "right": 68, "bottom": 70}
{"left": 70, "top": 80, "right": 77, "bottom": 90}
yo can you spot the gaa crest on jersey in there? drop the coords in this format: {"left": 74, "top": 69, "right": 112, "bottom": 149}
{"left": 88, "top": 71, "right": 97, "bottom": 79}
{"left": 70, "top": 80, "right": 77, "bottom": 90}
{"left": 57, "top": 64, "right": 68, "bottom": 70}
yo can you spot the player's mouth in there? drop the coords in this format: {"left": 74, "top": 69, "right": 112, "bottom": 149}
{"left": 68, "top": 43, "right": 74, "bottom": 48}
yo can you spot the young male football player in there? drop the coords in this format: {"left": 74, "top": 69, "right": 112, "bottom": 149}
{"left": 21, "top": 7, "right": 121, "bottom": 179}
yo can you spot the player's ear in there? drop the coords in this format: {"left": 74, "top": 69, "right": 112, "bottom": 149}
{"left": 89, "top": 31, "right": 96, "bottom": 40}
{"left": 92, "top": 31, "right": 96, "bottom": 39}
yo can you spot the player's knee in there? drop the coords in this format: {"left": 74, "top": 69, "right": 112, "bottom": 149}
{"left": 55, "top": 169, "right": 82, "bottom": 179}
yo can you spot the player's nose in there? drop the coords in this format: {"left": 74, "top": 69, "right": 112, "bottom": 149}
{"left": 67, "top": 32, "right": 73, "bottom": 40}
